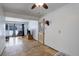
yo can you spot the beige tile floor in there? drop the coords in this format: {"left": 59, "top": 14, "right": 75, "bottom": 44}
{"left": 2, "top": 37, "right": 58, "bottom": 56}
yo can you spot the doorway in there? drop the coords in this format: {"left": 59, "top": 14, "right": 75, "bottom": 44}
{"left": 38, "top": 19, "right": 45, "bottom": 45}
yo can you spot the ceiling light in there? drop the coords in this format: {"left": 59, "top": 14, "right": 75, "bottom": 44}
{"left": 31, "top": 3, "right": 48, "bottom": 9}
{"left": 35, "top": 3, "right": 44, "bottom": 7}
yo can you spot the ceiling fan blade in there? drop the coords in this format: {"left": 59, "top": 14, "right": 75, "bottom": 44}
{"left": 31, "top": 4, "right": 36, "bottom": 9}
{"left": 43, "top": 3, "right": 48, "bottom": 9}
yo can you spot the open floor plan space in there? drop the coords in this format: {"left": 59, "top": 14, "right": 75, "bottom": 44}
{"left": 0, "top": 3, "right": 79, "bottom": 56}
{"left": 2, "top": 37, "right": 57, "bottom": 56}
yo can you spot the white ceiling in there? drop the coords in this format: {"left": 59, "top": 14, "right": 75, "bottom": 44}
{"left": 2, "top": 3, "right": 68, "bottom": 18}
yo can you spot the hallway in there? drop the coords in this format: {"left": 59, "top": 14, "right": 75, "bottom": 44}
{"left": 2, "top": 37, "right": 57, "bottom": 56}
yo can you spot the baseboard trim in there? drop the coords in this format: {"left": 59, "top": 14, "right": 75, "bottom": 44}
{"left": 43, "top": 44, "right": 59, "bottom": 52}
{"left": 0, "top": 46, "right": 6, "bottom": 56}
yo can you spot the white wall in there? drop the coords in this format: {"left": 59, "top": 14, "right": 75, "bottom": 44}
{"left": 28, "top": 21, "right": 38, "bottom": 40}
{"left": 0, "top": 4, "right": 5, "bottom": 55}
{"left": 24, "top": 23, "right": 28, "bottom": 35}
{"left": 40, "top": 4, "right": 79, "bottom": 56}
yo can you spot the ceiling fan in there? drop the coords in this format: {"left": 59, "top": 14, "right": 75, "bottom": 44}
{"left": 31, "top": 3, "right": 48, "bottom": 9}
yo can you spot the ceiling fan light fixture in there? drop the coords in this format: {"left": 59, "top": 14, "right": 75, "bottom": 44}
{"left": 31, "top": 3, "right": 48, "bottom": 9}
{"left": 35, "top": 3, "right": 44, "bottom": 7}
